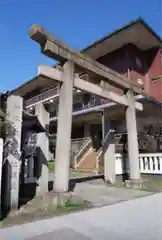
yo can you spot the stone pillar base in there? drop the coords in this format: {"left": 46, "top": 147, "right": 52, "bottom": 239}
{"left": 124, "top": 179, "right": 144, "bottom": 189}
{"left": 52, "top": 192, "right": 86, "bottom": 207}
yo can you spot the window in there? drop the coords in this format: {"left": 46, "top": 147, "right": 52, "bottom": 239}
{"left": 151, "top": 75, "right": 162, "bottom": 82}
{"left": 136, "top": 57, "right": 142, "bottom": 68}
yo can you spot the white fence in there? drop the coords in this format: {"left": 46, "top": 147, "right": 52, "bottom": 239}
{"left": 116, "top": 153, "right": 162, "bottom": 175}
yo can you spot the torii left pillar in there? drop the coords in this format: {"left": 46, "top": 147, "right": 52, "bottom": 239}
{"left": 35, "top": 103, "right": 49, "bottom": 196}
{"left": 54, "top": 61, "right": 74, "bottom": 193}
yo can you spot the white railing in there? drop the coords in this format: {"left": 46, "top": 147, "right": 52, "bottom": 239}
{"left": 139, "top": 153, "right": 162, "bottom": 174}
{"left": 24, "top": 86, "right": 59, "bottom": 108}
{"left": 115, "top": 153, "right": 162, "bottom": 175}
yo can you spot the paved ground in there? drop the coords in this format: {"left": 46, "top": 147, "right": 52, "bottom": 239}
{"left": 73, "top": 180, "right": 152, "bottom": 206}
{"left": 0, "top": 192, "right": 162, "bottom": 239}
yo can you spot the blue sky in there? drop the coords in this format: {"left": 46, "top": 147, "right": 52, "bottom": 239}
{"left": 0, "top": 0, "right": 161, "bottom": 92}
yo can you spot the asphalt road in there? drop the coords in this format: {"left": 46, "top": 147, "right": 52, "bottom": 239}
{"left": 1, "top": 192, "right": 162, "bottom": 239}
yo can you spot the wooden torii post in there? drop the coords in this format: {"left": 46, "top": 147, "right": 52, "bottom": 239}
{"left": 29, "top": 25, "right": 143, "bottom": 192}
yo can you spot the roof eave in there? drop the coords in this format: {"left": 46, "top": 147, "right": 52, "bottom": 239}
{"left": 82, "top": 17, "right": 162, "bottom": 54}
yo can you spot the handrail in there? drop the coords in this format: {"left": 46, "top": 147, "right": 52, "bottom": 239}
{"left": 24, "top": 86, "right": 59, "bottom": 108}
{"left": 116, "top": 153, "right": 162, "bottom": 158}
{"left": 75, "top": 138, "right": 92, "bottom": 159}
{"left": 70, "top": 137, "right": 91, "bottom": 167}
{"left": 137, "top": 153, "right": 162, "bottom": 157}
{"left": 95, "top": 130, "right": 116, "bottom": 157}
{"left": 74, "top": 138, "right": 92, "bottom": 163}
{"left": 71, "top": 137, "right": 90, "bottom": 157}
{"left": 96, "top": 147, "right": 103, "bottom": 157}
{"left": 71, "top": 137, "right": 89, "bottom": 143}
{"left": 102, "top": 129, "right": 115, "bottom": 146}
{"left": 96, "top": 130, "right": 115, "bottom": 166}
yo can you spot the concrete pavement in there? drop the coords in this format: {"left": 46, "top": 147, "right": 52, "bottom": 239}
{"left": 0, "top": 192, "right": 162, "bottom": 239}
{"left": 73, "top": 181, "right": 152, "bottom": 206}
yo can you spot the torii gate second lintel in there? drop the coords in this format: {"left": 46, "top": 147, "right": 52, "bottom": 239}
{"left": 37, "top": 64, "right": 143, "bottom": 111}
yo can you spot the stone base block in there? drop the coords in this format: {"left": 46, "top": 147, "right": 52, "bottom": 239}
{"left": 52, "top": 192, "right": 86, "bottom": 207}
{"left": 124, "top": 179, "right": 144, "bottom": 189}
{"left": 9, "top": 192, "right": 88, "bottom": 218}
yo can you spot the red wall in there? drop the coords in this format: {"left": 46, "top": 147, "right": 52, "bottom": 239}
{"left": 146, "top": 49, "right": 162, "bottom": 100}
{"left": 97, "top": 44, "right": 162, "bottom": 100}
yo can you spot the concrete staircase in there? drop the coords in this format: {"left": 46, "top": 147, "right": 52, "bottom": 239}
{"left": 73, "top": 130, "right": 116, "bottom": 173}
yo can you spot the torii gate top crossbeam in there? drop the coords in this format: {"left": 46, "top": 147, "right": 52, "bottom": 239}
{"left": 29, "top": 24, "right": 142, "bottom": 94}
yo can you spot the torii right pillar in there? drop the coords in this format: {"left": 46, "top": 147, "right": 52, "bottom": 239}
{"left": 125, "top": 90, "right": 141, "bottom": 188}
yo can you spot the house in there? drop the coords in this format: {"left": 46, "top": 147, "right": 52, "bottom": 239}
{"left": 8, "top": 18, "right": 162, "bottom": 171}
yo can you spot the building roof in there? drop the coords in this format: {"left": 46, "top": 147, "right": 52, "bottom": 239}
{"left": 82, "top": 18, "right": 162, "bottom": 59}
{"left": 10, "top": 74, "right": 57, "bottom": 97}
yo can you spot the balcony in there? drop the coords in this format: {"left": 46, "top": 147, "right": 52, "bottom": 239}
{"left": 24, "top": 85, "right": 110, "bottom": 119}
{"left": 49, "top": 94, "right": 109, "bottom": 118}
{"left": 24, "top": 86, "right": 59, "bottom": 108}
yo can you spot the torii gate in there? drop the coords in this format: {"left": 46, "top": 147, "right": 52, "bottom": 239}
{"left": 29, "top": 24, "right": 143, "bottom": 192}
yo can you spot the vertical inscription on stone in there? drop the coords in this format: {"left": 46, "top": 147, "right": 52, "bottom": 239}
{"left": 4, "top": 95, "right": 23, "bottom": 209}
